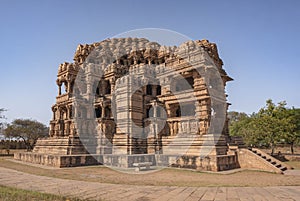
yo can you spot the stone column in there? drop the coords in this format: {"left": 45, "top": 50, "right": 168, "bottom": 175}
{"left": 66, "top": 107, "right": 70, "bottom": 120}
{"left": 100, "top": 79, "right": 105, "bottom": 95}
{"left": 111, "top": 78, "right": 115, "bottom": 93}
{"left": 169, "top": 122, "right": 173, "bottom": 136}
{"left": 65, "top": 122, "right": 70, "bottom": 136}
{"left": 101, "top": 104, "right": 105, "bottom": 118}
{"left": 67, "top": 81, "right": 71, "bottom": 93}
{"left": 165, "top": 104, "right": 171, "bottom": 118}
{"left": 152, "top": 85, "right": 157, "bottom": 96}
{"left": 49, "top": 123, "right": 54, "bottom": 137}
{"left": 54, "top": 123, "right": 59, "bottom": 137}
{"left": 58, "top": 84, "right": 62, "bottom": 95}
{"left": 174, "top": 121, "right": 178, "bottom": 135}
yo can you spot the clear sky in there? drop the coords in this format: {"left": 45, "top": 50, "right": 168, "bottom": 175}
{"left": 0, "top": 0, "right": 299, "bottom": 125}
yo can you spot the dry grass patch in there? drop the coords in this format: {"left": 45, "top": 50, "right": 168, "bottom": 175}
{"left": 0, "top": 185, "right": 82, "bottom": 201}
{"left": 1, "top": 157, "right": 300, "bottom": 187}
{"left": 286, "top": 161, "right": 300, "bottom": 169}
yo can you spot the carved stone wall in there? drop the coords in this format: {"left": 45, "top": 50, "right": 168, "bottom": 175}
{"left": 15, "top": 38, "right": 238, "bottom": 171}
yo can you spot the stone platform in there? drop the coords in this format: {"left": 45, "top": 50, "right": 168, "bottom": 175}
{"left": 14, "top": 151, "right": 237, "bottom": 171}
{"left": 14, "top": 152, "right": 101, "bottom": 168}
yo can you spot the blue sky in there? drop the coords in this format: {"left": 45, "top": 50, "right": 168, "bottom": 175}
{"left": 0, "top": 0, "right": 299, "bottom": 125}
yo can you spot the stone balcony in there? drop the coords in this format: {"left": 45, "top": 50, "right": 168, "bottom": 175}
{"left": 56, "top": 93, "right": 70, "bottom": 103}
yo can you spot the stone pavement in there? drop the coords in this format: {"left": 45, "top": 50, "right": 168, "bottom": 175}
{"left": 0, "top": 167, "right": 299, "bottom": 201}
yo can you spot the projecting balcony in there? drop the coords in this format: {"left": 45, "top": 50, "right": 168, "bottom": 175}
{"left": 56, "top": 93, "right": 70, "bottom": 103}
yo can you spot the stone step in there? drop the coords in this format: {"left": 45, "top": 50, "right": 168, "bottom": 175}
{"left": 249, "top": 148, "right": 291, "bottom": 173}
{"left": 32, "top": 137, "right": 95, "bottom": 155}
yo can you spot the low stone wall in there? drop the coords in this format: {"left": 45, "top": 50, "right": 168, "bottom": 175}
{"left": 60, "top": 155, "right": 102, "bottom": 167}
{"left": 14, "top": 152, "right": 238, "bottom": 171}
{"left": 102, "top": 154, "right": 156, "bottom": 168}
{"left": 156, "top": 154, "right": 237, "bottom": 171}
{"left": 216, "top": 155, "right": 238, "bottom": 171}
{"left": 14, "top": 152, "right": 155, "bottom": 168}
{"left": 236, "top": 148, "right": 282, "bottom": 173}
{"left": 14, "top": 152, "right": 101, "bottom": 168}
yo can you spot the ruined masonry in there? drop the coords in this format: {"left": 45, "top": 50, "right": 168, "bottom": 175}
{"left": 14, "top": 38, "right": 291, "bottom": 173}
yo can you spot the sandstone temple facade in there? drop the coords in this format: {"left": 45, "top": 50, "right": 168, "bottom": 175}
{"left": 14, "top": 37, "right": 291, "bottom": 173}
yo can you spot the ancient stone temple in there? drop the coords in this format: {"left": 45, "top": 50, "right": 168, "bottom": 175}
{"left": 14, "top": 37, "right": 291, "bottom": 173}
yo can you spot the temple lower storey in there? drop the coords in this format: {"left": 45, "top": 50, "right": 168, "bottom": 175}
{"left": 14, "top": 152, "right": 237, "bottom": 171}
{"left": 14, "top": 135, "right": 238, "bottom": 171}
{"left": 14, "top": 38, "right": 291, "bottom": 173}
{"left": 15, "top": 143, "right": 291, "bottom": 174}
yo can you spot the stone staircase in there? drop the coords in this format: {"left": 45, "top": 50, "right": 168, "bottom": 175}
{"left": 248, "top": 148, "right": 292, "bottom": 173}
{"left": 161, "top": 133, "right": 227, "bottom": 156}
{"left": 32, "top": 136, "right": 96, "bottom": 155}
{"left": 161, "top": 134, "right": 196, "bottom": 155}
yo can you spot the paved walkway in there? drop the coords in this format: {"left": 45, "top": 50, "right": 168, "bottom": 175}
{"left": 0, "top": 167, "right": 299, "bottom": 201}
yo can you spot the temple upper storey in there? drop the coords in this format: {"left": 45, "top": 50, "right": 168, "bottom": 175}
{"left": 49, "top": 38, "right": 233, "bottom": 158}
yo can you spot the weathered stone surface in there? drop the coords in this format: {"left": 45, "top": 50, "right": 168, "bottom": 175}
{"left": 14, "top": 38, "right": 287, "bottom": 173}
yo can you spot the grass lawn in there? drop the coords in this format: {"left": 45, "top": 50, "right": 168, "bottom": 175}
{"left": 0, "top": 185, "right": 81, "bottom": 201}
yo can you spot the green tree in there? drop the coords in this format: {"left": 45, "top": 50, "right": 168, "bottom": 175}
{"left": 229, "top": 112, "right": 260, "bottom": 146}
{"left": 281, "top": 108, "right": 300, "bottom": 154}
{"left": 254, "top": 100, "right": 296, "bottom": 155}
{"left": 0, "top": 108, "right": 6, "bottom": 129}
{"left": 228, "top": 111, "right": 248, "bottom": 123}
{"left": 229, "top": 100, "right": 299, "bottom": 155}
{"left": 4, "top": 119, "right": 48, "bottom": 151}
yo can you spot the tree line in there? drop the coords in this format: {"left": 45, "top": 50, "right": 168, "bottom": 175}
{"left": 229, "top": 99, "right": 300, "bottom": 155}
{"left": 0, "top": 108, "right": 48, "bottom": 151}
{"left": 0, "top": 140, "right": 27, "bottom": 152}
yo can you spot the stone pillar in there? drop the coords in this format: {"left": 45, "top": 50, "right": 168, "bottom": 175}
{"left": 49, "top": 123, "right": 54, "bottom": 137}
{"left": 54, "top": 123, "right": 59, "bottom": 137}
{"left": 66, "top": 107, "right": 70, "bottom": 120}
{"left": 59, "top": 120, "right": 64, "bottom": 137}
{"left": 58, "top": 84, "right": 62, "bottom": 95}
{"left": 67, "top": 81, "right": 71, "bottom": 93}
{"left": 169, "top": 122, "right": 173, "bottom": 136}
{"left": 101, "top": 104, "right": 105, "bottom": 118}
{"left": 111, "top": 78, "right": 115, "bottom": 93}
{"left": 65, "top": 121, "right": 70, "bottom": 136}
{"left": 69, "top": 123, "right": 75, "bottom": 137}
{"left": 174, "top": 121, "right": 178, "bottom": 135}
{"left": 100, "top": 79, "right": 105, "bottom": 95}
{"left": 178, "top": 122, "right": 182, "bottom": 133}
{"left": 152, "top": 85, "right": 157, "bottom": 96}
{"left": 165, "top": 104, "right": 171, "bottom": 118}
{"left": 86, "top": 83, "right": 92, "bottom": 96}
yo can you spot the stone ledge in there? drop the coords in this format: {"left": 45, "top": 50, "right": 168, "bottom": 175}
{"left": 14, "top": 152, "right": 238, "bottom": 171}
{"left": 14, "top": 152, "right": 101, "bottom": 168}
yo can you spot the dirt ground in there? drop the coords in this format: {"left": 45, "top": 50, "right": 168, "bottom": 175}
{"left": 1, "top": 157, "right": 300, "bottom": 187}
